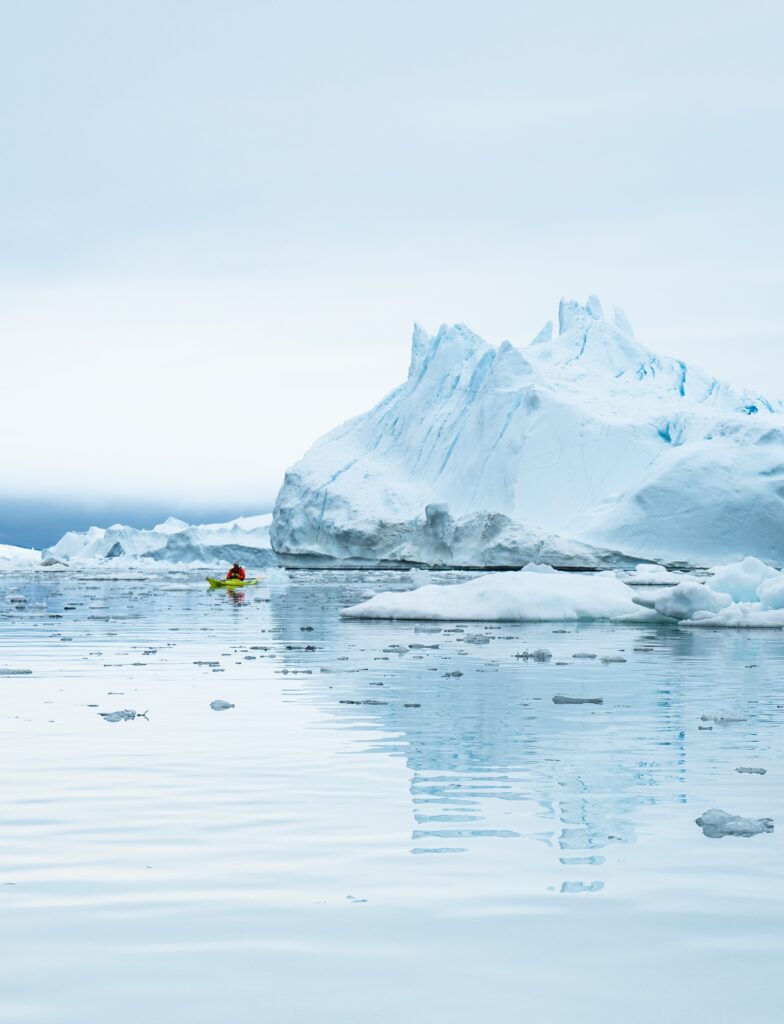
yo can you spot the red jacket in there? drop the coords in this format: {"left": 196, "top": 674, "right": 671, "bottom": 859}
{"left": 226, "top": 566, "right": 246, "bottom": 580}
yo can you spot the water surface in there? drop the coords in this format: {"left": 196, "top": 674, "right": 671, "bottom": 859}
{"left": 1, "top": 569, "right": 782, "bottom": 1022}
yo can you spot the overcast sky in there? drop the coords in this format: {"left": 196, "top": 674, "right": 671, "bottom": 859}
{"left": 2, "top": 0, "right": 783, "bottom": 542}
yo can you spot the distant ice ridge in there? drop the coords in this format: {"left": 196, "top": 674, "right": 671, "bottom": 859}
{"left": 272, "top": 296, "right": 784, "bottom": 569}
{"left": 43, "top": 514, "right": 276, "bottom": 568}
{"left": 343, "top": 557, "right": 784, "bottom": 627}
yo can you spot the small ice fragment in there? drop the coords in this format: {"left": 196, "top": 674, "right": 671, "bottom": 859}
{"left": 0, "top": 669, "right": 32, "bottom": 675}
{"left": 98, "top": 708, "right": 148, "bottom": 722}
{"left": 736, "top": 767, "right": 767, "bottom": 775}
{"left": 695, "top": 808, "right": 773, "bottom": 838}
{"left": 560, "top": 881, "right": 604, "bottom": 893}
{"left": 513, "top": 649, "right": 551, "bottom": 660}
{"left": 700, "top": 713, "right": 747, "bottom": 724}
{"left": 552, "top": 695, "right": 603, "bottom": 705}
{"left": 443, "top": 670, "right": 463, "bottom": 678}
{"left": 463, "top": 634, "right": 490, "bottom": 645}
{"left": 210, "top": 700, "right": 235, "bottom": 711}
{"left": 601, "top": 655, "right": 626, "bottom": 663}
{"left": 404, "top": 703, "right": 421, "bottom": 708}
{"left": 572, "top": 653, "right": 597, "bottom": 659}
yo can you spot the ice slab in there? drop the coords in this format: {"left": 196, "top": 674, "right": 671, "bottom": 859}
{"left": 695, "top": 809, "right": 774, "bottom": 838}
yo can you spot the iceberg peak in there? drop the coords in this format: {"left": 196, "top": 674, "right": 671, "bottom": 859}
{"left": 558, "top": 296, "right": 604, "bottom": 335}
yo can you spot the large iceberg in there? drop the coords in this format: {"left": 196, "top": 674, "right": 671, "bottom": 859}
{"left": 43, "top": 514, "right": 276, "bottom": 568}
{"left": 272, "top": 297, "right": 783, "bottom": 569}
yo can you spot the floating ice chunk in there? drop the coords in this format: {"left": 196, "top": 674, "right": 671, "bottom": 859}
{"left": 707, "top": 557, "right": 779, "bottom": 603}
{"left": 736, "top": 767, "right": 767, "bottom": 775}
{"left": 700, "top": 713, "right": 747, "bottom": 724}
{"left": 695, "top": 808, "right": 773, "bottom": 838}
{"left": 99, "top": 709, "right": 148, "bottom": 722}
{"left": 757, "top": 575, "right": 784, "bottom": 609}
{"left": 560, "top": 881, "right": 605, "bottom": 893}
{"left": 342, "top": 568, "right": 658, "bottom": 622}
{"left": 532, "top": 648, "right": 552, "bottom": 661}
{"left": 210, "top": 700, "right": 235, "bottom": 711}
{"left": 553, "top": 695, "right": 603, "bottom": 705}
{"left": 639, "top": 581, "right": 732, "bottom": 620}
{"left": 408, "top": 568, "right": 434, "bottom": 588}
{"left": 623, "top": 563, "right": 690, "bottom": 585}
{"left": 262, "top": 567, "right": 290, "bottom": 587}
{"left": 0, "top": 668, "right": 32, "bottom": 676}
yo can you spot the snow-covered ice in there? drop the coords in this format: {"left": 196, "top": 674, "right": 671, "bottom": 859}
{"left": 344, "top": 557, "right": 784, "bottom": 627}
{"left": 273, "top": 296, "right": 784, "bottom": 569}
{"left": 635, "top": 557, "right": 784, "bottom": 627}
{"left": 343, "top": 564, "right": 658, "bottom": 622}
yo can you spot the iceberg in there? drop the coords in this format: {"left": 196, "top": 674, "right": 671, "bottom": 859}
{"left": 0, "top": 543, "right": 42, "bottom": 568}
{"left": 272, "top": 297, "right": 784, "bottom": 569}
{"left": 43, "top": 514, "right": 276, "bottom": 568}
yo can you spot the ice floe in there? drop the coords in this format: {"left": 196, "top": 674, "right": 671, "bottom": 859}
{"left": 98, "top": 709, "right": 148, "bottom": 722}
{"left": 695, "top": 809, "right": 774, "bottom": 838}
{"left": 344, "top": 557, "right": 784, "bottom": 627}
{"left": 342, "top": 564, "right": 659, "bottom": 622}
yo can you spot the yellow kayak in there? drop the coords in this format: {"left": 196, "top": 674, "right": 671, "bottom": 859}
{"left": 206, "top": 577, "right": 261, "bottom": 589}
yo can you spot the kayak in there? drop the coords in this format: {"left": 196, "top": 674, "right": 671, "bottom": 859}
{"left": 206, "top": 577, "right": 260, "bottom": 589}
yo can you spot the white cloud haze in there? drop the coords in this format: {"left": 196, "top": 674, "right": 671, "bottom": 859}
{"left": 1, "top": 0, "right": 783, "bottom": 522}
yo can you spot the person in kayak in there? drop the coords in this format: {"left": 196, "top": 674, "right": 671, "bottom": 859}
{"left": 226, "top": 562, "right": 246, "bottom": 581}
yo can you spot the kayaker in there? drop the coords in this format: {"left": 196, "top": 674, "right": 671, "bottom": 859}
{"left": 226, "top": 562, "right": 246, "bottom": 581}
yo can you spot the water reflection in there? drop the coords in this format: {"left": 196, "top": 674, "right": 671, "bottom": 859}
{"left": 271, "top": 570, "right": 781, "bottom": 884}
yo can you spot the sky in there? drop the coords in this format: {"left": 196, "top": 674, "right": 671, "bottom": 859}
{"left": 1, "top": 0, "right": 783, "bottom": 545}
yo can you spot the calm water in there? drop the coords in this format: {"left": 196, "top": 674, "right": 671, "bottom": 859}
{"left": 1, "top": 569, "right": 782, "bottom": 1023}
